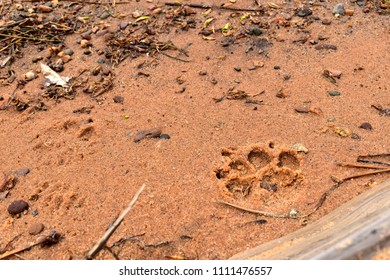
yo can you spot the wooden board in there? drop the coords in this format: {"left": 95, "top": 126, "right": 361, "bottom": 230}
{"left": 230, "top": 179, "right": 390, "bottom": 260}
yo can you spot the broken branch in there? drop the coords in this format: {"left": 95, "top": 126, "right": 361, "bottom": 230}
{"left": 85, "top": 183, "right": 145, "bottom": 260}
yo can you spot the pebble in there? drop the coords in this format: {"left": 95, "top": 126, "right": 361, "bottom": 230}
{"left": 295, "top": 105, "right": 309, "bottom": 113}
{"left": 113, "top": 95, "right": 124, "bottom": 104}
{"left": 297, "top": 6, "right": 313, "bottom": 17}
{"left": 134, "top": 129, "right": 162, "bottom": 142}
{"left": 274, "top": 65, "right": 281, "bottom": 70}
{"left": 100, "top": 11, "right": 111, "bottom": 19}
{"left": 247, "top": 27, "right": 262, "bottom": 36}
{"left": 234, "top": 66, "right": 241, "bottom": 72}
{"left": 96, "top": 29, "right": 109, "bottom": 37}
{"left": 16, "top": 167, "right": 30, "bottom": 177}
{"left": 292, "top": 143, "right": 309, "bottom": 154}
{"left": 119, "top": 21, "right": 129, "bottom": 30}
{"left": 160, "top": 134, "right": 171, "bottom": 140}
{"left": 80, "top": 33, "right": 92, "bottom": 40}
{"left": 64, "top": 49, "right": 74, "bottom": 56}
{"left": 80, "top": 39, "right": 91, "bottom": 48}
{"left": 38, "top": 5, "right": 53, "bottom": 13}
{"left": 333, "top": 3, "right": 345, "bottom": 15}
{"left": 29, "top": 223, "right": 45, "bottom": 235}
{"left": 315, "top": 44, "right": 338, "bottom": 51}
{"left": 322, "top": 18, "right": 332, "bottom": 25}
{"left": 97, "top": 58, "right": 105, "bottom": 64}
{"left": 328, "top": 90, "right": 341, "bottom": 96}
{"left": 359, "top": 122, "right": 373, "bottom": 130}
{"left": 7, "top": 200, "right": 29, "bottom": 215}
{"left": 25, "top": 71, "right": 36, "bottom": 81}
{"left": 198, "top": 70, "right": 207, "bottom": 76}
{"left": 32, "top": 56, "right": 43, "bottom": 63}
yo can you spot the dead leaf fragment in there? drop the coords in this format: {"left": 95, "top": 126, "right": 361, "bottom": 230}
{"left": 41, "top": 63, "right": 71, "bottom": 87}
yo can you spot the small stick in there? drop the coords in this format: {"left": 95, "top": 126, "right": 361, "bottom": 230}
{"left": 357, "top": 158, "right": 390, "bottom": 167}
{"left": 338, "top": 168, "right": 390, "bottom": 182}
{"left": 0, "top": 242, "right": 39, "bottom": 260}
{"left": 165, "top": 2, "right": 264, "bottom": 12}
{"left": 337, "top": 162, "right": 386, "bottom": 170}
{"left": 159, "top": 51, "right": 191, "bottom": 63}
{"left": 85, "top": 183, "right": 145, "bottom": 260}
{"left": 218, "top": 200, "right": 292, "bottom": 219}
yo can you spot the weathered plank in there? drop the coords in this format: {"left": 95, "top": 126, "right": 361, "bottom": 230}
{"left": 230, "top": 179, "right": 390, "bottom": 260}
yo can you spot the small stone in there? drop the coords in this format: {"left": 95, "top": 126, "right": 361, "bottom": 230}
{"left": 7, "top": 200, "right": 29, "bottom": 215}
{"left": 32, "top": 210, "right": 39, "bottom": 217}
{"left": 248, "top": 66, "right": 257, "bottom": 71}
{"left": 96, "top": 29, "right": 109, "bottom": 37}
{"left": 102, "top": 67, "right": 111, "bottom": 75}
{"left": 289, "top": 209, "right": 299, "bottom": 217}
{"left": 160, "top": 134, "right": 171, "bottom": 140}
{"left": 292, "top": 143, "right": 309, "bottom": 154}
{"left": 38, "top": 5, "right": 53, "bottom": 13}
{"left": 253, "top": 61, "right": 264, "bottom": 68}
{"left": 328, "top": 118, "right": 336, "bottom": 122}
{"left": 61, "top": 55, "right": 72, "bottom": 63}
{"left": 322, "top": 18, "right": 332, "bottom": 25}
{"left": 198, "top": 70, "right": 207, "bottom": 76}
{"left": 119, "top": 21, "right": 129, "bottom": 30}
{"left": 345, "top": 9, "right": 354, "bottom": 16}
{"left": 134, "top": 129, "right": 162, "bottom": 142}
{"left": 100, "top": 11, "right": 111, "bottom": 19}
{"left": 234, "top": 66, "right": 241, "bottom": 72}
{"left": 274, "top": 65, "right": 281, "bottom": 70}
{"left": 247, "top": 27, "right": 262, "bottom": 36}
{"left": 32, "top": 56, "right": 43, "bottom": 63}
{"left": 334, "top": 126, "right": 351, "bottom": 137}
{"left": 297, "top": 6, "right": 313, "bottom": 17}
{"left": 64, "top": 49, "right": 74, "bottom": 56}
{"left": 80, "top": 39, "right": 91, "bottom": 48}
{"left": 295, "top": 105, "right": 309, "bottom": 113}
{"left": 83, "top": 50, "right": 91, "bottom": 55}
{"left": 328, "top": 90, "right": 341, "bottom": 96}
{"left": 315, "top": 44, "right": 338, "bottom": 51}
{"left": 113, "top": 95, "right": 124, "bottom": 104}
{"left": 29, "top": 223, "right": 45, "bottom": 235}
{"left": 80, "top": 33, "right": 92, "bottom": 40}
{"left": 16, "top": 167, "right": 30, "bottom": 177}
{"left": 97, "top": 58, "right": 105, "bottom": 64}
{"left": 359, "top": 122, "right": 373, "bottom": 130}
{"left": 25, "top": 71, "right": 36, "bottom": 81}
{"left": 333, "top": 3, "right": 345, "bottom": 15}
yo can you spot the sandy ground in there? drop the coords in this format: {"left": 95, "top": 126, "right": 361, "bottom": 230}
{"left": 0, "top": 0, "right": 389, "bottom": 260}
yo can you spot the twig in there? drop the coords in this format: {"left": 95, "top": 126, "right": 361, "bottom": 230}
{"left": 22, "top": 0, "right": 132, "bottom": 4}
{"left": 337, "top": 162, "right": 386, "bottom": 169}
{"left": 218, "top": 200, "right": 292, "bottom": 219}
{"left": 165, "top": 2, "right": 265, "bottom": 12}
{"left": 336, "top": 168, "right": 390, "bottom": 182}
{"left": 85, "top": 183, "right": 145, "bottom": 260}
{"left": 357, "top": 158, "right": 390, "bottom": 167}
{"left": 159, "top": 51, "right": 191, "bottom": 63}
{"left": 0, "top": 242, "right": 39, "bottom": 260}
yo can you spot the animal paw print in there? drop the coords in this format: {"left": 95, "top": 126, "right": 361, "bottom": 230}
{"left": 214, "top": 142, "right": 304, "bottom": 205}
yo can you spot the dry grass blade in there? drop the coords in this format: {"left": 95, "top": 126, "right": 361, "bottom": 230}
{"left": 85, "top": 183, "right": 146, "bottom": 260}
